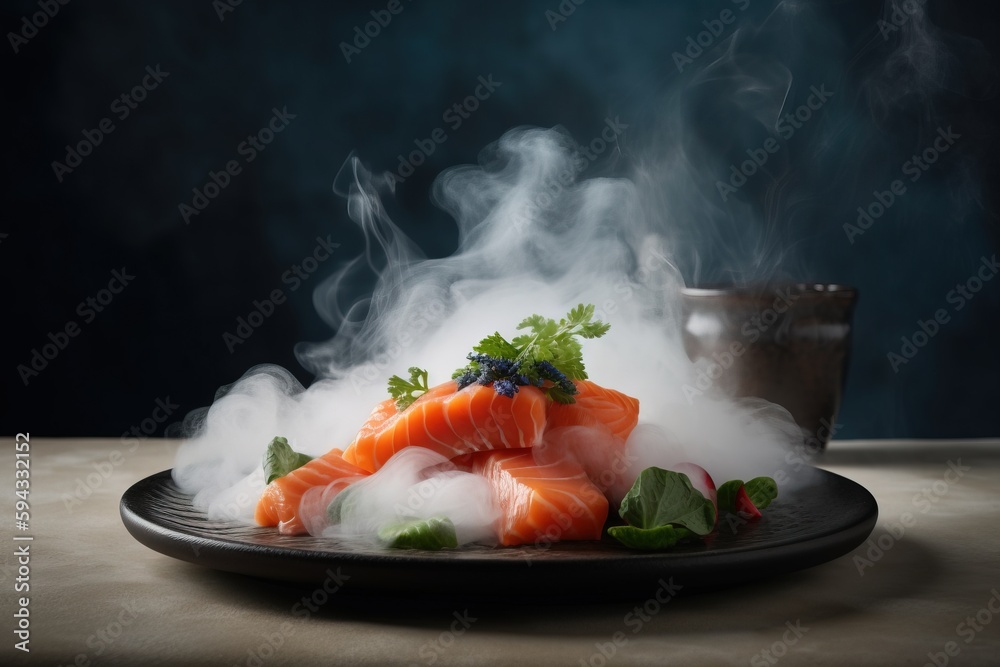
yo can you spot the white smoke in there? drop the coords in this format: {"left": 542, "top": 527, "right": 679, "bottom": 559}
{"left": 301, "top": 448, "right": 499, "bottom": 546}
{"left": 172, "top": 126, "right": 807, "bottom": 542}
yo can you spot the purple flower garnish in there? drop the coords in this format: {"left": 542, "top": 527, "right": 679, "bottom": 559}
{"left": 493, "top": 379, "right": 519, "bottom": 397}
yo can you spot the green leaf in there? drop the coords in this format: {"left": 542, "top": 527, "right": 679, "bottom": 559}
{"left": 617, "top": 467, "right": 716, "bottom": 536}
{"left": 554, "top": 355, "right": 587, "bottom": 381}
{"left": 546, "top": 386, "right": 577, "bottom": 404}
{"left": 745, "top": 477, "right": 778, "bottom": 509}
{"left": 608, "top": 524, "right": 697, "bottom": 550}
{"left": 716, "top": 479, "right": 743, "bottom": 513}
{"left": 377, "top": 516, "right": 459, "bottom": 550}
{"left": 581, "top": 320, "right": 611, "bottom": 339}
{"left": 716, "top": 477, "right": 778, "bottom": 513}
{"left": 473, "top": 332, "right": 520, "bottom": 360}
{"left": 387, "top": 366, "right": 430, "bottom": 411}
{"left": 451, "top": 304, "right": 610, "bottom": 396}
{"left": 512, "top": 303, "right": 609, "bottom": 381}
{"left": 566, "top": 303, "right": 591, "bottom": 323}
{"left": 263, "top": 436, "right": 313, "bottom": 484}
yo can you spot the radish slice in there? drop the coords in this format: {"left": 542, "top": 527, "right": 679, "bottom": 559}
{"left": 671, "top": 462, "right": 717, "bottom": 523}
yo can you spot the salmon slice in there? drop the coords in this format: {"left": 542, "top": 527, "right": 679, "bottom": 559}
{"left": 537, "top": 380, "right": 639, "bottom": 494}
{"left": 475, "top": 450, "right": 609, "bottom": 546}
{"left": 254, "top": 448, "right": 369, "bottom": 535}
{"left": 342, "top": 381, "right": 548, "bottom": 473}
{"left": 545, "top": 379, "right": 639, "bottom": 441}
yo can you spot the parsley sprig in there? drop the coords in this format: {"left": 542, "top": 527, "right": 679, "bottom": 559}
{"left": 453, "top": 304, "right": 610, "bottom": 404}
{"left": 387, "top": 366, "right": 430, "bottom": 411}
{"left": 386, "top": 305, "right": 609, "bottom": 410}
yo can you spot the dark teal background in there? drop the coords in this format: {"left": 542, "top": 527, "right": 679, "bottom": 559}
{"left": 4, "top": 1, "right": 998, "bottom": 438}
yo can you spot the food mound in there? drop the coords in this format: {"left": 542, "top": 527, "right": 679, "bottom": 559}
{"left": 253, "top": 305, "right": 777, "bottom": 550}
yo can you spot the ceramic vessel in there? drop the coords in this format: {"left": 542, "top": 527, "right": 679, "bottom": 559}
{"left": 680, "top": 284, "right": 858, "bottom": 449}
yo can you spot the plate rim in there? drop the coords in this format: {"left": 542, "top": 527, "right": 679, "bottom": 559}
{"left": 121, "top": 467, "right": 878, "bottom": 594}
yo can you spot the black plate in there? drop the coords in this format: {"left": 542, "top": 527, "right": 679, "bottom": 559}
{"left": 120, "top": 469, "right": 877, "bottom": 599}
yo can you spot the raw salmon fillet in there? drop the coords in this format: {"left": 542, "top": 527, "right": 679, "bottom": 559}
{"left": 254, "top": 448, "right": 369, "bottom": 535}
{"left": 545, "top": 380, "right": 639, "bottom": 441}
{"left": 476, "top": 450, "right": 609, "bottom": 546}
{"left": 342, "top": 381, "right": 548, "bottom": 473}
{"left": 537, "top": 380, "right": 639, "bottom": 495}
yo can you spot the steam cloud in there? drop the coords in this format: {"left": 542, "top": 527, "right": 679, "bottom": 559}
{"left": 172, "top": 125, "right": 806, "bottom": 545}
{"left": 171, "top": 1, "right": 996, "bottom": 543}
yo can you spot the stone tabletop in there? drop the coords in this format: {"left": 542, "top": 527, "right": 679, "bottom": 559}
{"left": 3, "top": 437, "right": 999, "bottom": 666}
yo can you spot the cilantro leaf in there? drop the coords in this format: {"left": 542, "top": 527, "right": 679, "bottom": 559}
{"left": 546, "top": 385, "right": 578, "bottom": 405}
{"left": 473, "top": 332, "right": 521, "bottom": 360}
{"left": 263, "top": 436, "right": 313, "bottom": 484}
{"left": 445, "top": 304, "right": 610, "bottom": 403}
{"left": 387, "top": 366, "right": 430, "bottom": 411}
{"left": 512, "top": 303, "right": 609, "bottom": 381}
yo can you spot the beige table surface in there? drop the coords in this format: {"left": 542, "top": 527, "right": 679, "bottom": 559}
{"left": 3, "top": 437, "right": 999, "bottom": 666}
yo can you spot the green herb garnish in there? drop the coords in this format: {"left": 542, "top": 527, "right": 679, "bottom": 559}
{"left": 387, "top": 366, "right": 430, "bottom": 411}
{"left": 262, "top": 436, "right": 313, "bottom": 484}
{"left": 617, "top": 467, "right": 717, "bottom": 535}
{"left": 718, "top": 477, "right": 778, "bottom": 513}
{"left": 744, "top": 477, "right": 778, "bottom": 509}
{"left": 509, "top": 303, "right": 610, "bottom": 376}
{"left": 608, "top": 467, "right": 715, "bottom": 550}
{"left": 451, "top": 303, "right": 610, "bottom": 404}
{"left": 716, "top": 480, "right": 742, "bottom": 513}
{"left": 607, "top": 524, "right": 697, "bottom": 550}
{"left": 377, "top": 516, "right": 458, "bottom": 550}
